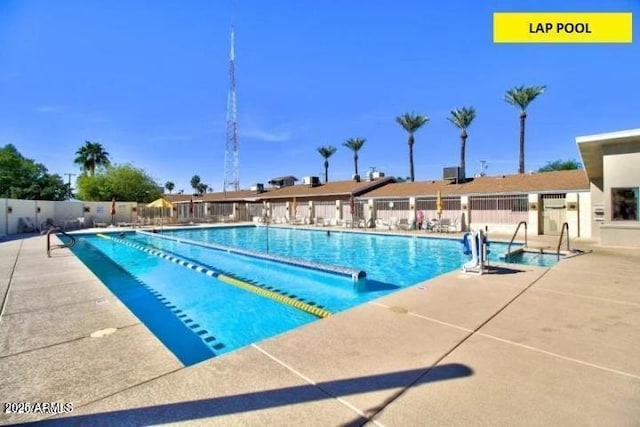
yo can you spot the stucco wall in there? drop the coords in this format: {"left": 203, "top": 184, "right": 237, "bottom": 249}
{"left": 600, "top": 142, "right": 640, "bottom": 247}
{"left": 577, "top": 191, "right": 592, "bottom": 239}
{"left": 602, "top": 144, "right": 640, "bottom": 218}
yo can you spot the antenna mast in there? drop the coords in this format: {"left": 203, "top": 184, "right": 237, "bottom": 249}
{"left": 223, "top": 26, "right": 239, "bottom": 192}
{"left": 480, "top": 160, "right": 488, "bottom": 176}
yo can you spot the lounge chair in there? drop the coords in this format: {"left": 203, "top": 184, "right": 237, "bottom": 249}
{"left": 396, "top": 218, "right": 412, "bottom": 231}
{"left": 447, "top": 217, "right": 460, "bottom": 232}
{"left": 435, "top": 218, "right": 451, "bottom": 233}
{"left": 422, "top": 219, "right": 436, "bottom": 232}
{"left": 18, "top": 217, "right": 38, "bottom": 233}
{"left": 375, "top": 218, "right": 389, "bottom": 230}
{"left": 435, "top": 217, "right": 459, "bottom": 233}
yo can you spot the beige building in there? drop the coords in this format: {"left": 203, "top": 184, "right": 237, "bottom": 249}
{"left": 578, "top": 128, "right": 640, "bottom": 247}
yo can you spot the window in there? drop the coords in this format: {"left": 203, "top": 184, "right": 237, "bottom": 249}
{"left": 611, "top": 188, "right": 639, "bottom": 221}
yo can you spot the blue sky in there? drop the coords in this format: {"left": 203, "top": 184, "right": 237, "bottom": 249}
{"left": 1, "top": 0, "right": 638, "bottom": 194}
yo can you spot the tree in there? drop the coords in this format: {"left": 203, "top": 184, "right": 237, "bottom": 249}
{"left": 74, "top": 141, "right": 111, "bottom": 176}
{"left": 448, "top": 107, "right": 476, "bottom": 180}
{"left": 316, "top": 146, "right": 337, "bottom": 183}
{"left": 343, "top": 137, "right": 366, "bottom": 177}
{"left": 0, "top": 144, "right": 68, "bottom": 200}
{"left": 396, "top": 113, "right": 429, "bottom": 182}
{"left": 538, "top": 159, "right": 582, "bottom": 172}
{"left": 196, "top": 182, "right": 209, "bottom": 195}
{"left": 165, "top": 181, "right": 175, "bottom": 194}
{"left": 190, "top": 175, "right": 201, "bottom": 193}
{"left": 505, "top": 85, "right": 546, "bottom": 174}
{"left": 76, "top": 164, "right": 162, "bottom": 202}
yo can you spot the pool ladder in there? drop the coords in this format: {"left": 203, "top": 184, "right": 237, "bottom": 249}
{"left": 44, "top": 227, "right": 76, "bottom": 257}
{"left": 506, "top": 221, "right": 528, "bottom": 261}
{"left": 556, "top": 222, "right": 570, "bottom": 260}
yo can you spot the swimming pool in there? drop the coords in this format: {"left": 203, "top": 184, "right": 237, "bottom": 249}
{"left": 157, "top": 226, "right": 521, "bottom": 286}
{"left": 68, "top": 227, "right": 528, "bottom": 365}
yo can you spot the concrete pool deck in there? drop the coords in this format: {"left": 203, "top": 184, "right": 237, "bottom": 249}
{"left": 1, "top": 228, "right": 639, "bottom": 426}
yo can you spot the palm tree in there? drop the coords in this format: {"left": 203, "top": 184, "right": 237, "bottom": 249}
{"left": 164, "top": 181, "right": 175, "bottom": 194}
{"left": 196, "top": 182, "right": 209, "bottom": 195}
{"left": 316, "top": 146, "right": 337, "bottom": 183}
{"left": 190, "top": 175, "right": 201, "bottom": 193}
{"left": 396, "top": 113, "right": 429, "bottom": 182}
{"left": 505, "top": 85, "right": 546, "bottom": 174}
{"left": 74, "top": 141, "right": 111, "bottom": 176}
{"left": 448, "top": 107, "right": 476, "bottom": 180}
{"left": 343, "top": 137, "right": 366, "bottom": 177}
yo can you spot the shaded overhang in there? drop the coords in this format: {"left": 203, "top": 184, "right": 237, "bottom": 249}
{"left": 576, "top": 128, "right": 640, "bottom": 181}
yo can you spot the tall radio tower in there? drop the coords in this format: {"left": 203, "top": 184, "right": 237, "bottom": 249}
{"left": 223, "top": 26, "right": 239, "bottom": 192}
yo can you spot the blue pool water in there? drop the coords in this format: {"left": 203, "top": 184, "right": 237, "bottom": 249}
{"left": 159, "top": 226, "right": 519, "bottom": 287}
{"left": 68, "top": 227, "right": 534, "bottom": 365}
{"left": 504, "top": 251, "right": 563, "bottom": 267}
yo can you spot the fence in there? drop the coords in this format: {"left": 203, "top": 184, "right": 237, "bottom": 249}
{"left": 0, "top": 198, "right": 138, "bottom": 234}
{"left": 415, "top": 197, "right": 461, "bottom": 222}
{"left": 314, "top": 201, "right": 335, "bottom": 221}
{"left": 374, "top": 198, "right": 412, "bottom": 221}
{"left": 341, "top": 199, "right": 366, "bottom": 221}
{"left": 468, "top": 194, "right": 528, "bottom": 226}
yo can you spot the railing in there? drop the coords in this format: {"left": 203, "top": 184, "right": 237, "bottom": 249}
{"left": 45, "top": 227, "right": 76, "bottom": 257}
{"left": 506, "top": 221, "right": 528, "bottom": 261}
{"left": 557, "top": 222, "right": 570, "bottom": 260}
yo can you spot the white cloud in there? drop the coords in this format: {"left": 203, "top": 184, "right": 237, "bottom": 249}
{"left": 241, "top": 127, "right": 291, "bottom": 142}
{"left": 35, "top": 105, "right": 65, "bottom": 113}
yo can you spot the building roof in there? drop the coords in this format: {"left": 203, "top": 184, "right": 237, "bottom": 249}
{"left": 365, "top": 170, "right": 589, "bottom": 198}
{"left": 577, "top": 128, "right": 640, "bottom": 180}
{"left": 165, "top": 189, "right": 271, "bottom": 203}
{"left": 164, "top": 170, "right": 588, "bottom": 204}
{"left": 259, "top": 177, "right": 394, "bottom": 200}
{"left": 164, "top": 178, "right": 393, "bottom": 203}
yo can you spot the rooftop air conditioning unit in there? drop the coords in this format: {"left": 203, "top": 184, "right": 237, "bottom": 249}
{"left": 303, "top": 176, "right": 320, "bottom": 187}
{"left": 371, "top": 171, "right": 385, "bottom": 179}
{"left": 443, "top": 166, "right": 463, "bottom": 182}
{"left": 250, "top": 183, "right": 264, "bottom": 193}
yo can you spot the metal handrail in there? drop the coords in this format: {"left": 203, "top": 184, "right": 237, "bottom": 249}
{"left": 557, "top": 222, "right": 570, "bottom": 260}
{"left": 45, "top": 227, "right": 76, "bottom": 257}
{"left": 506, "top": 221, "right": 528, "bottom": 261}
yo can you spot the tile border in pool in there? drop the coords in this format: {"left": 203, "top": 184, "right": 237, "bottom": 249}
{"left": 136, "top": 229, "right": 367, "bottom": 282}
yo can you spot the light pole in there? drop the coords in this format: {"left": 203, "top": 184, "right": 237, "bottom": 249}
{"left": 64, "top": 173, "right": 76, "bottom": 199}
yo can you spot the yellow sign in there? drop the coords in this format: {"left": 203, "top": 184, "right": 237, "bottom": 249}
{"left": 493, "top": 12, "right": 633, "bottom": 43}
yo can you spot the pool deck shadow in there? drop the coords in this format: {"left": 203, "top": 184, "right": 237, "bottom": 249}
{"left": 1, "top": 232, "right": 639, "bottom": 425}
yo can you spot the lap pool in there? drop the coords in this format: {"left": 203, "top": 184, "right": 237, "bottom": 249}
{"left": 67, "top": 226, "right": 530, "bottom": 365}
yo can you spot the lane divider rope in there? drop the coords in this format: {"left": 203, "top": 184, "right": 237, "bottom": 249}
{"left": 96, "top": 233, "right": 332, "bottom": 318}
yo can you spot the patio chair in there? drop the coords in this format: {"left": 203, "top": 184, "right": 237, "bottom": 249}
{"left": 435, "top": 218, "right": 451, "bottom": 233}
{"left": 396, "top": 218, "right": 412, "bottom": 231}
{"left": 18, "top": 217, "right": 38, "bottom": 233}
{"left": 40, "top": 218, "right": 60, "bottom": 232}
{"left": 446, "top": 217, "right": 460, "bottom": 233}
{"left": 422, "top": 219, "right": 436, "bottom": 232}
